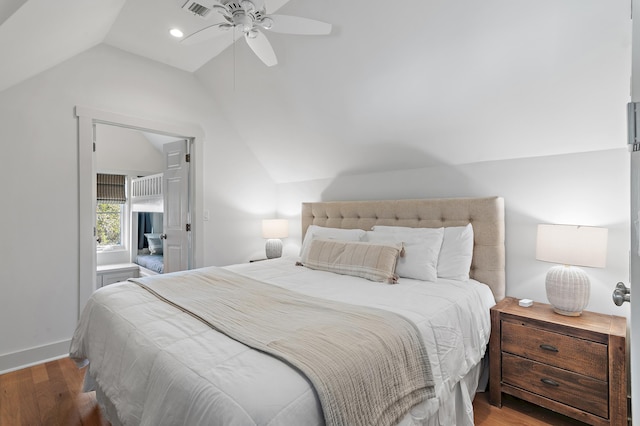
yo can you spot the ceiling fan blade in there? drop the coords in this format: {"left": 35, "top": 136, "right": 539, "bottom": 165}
{"left": 245, "top": 30, "right": 278, "bottom": 66}
{"left": 181, "top": 22, "right": 231, "bottom": 45}
{"left": 266, "top": 15, "right": 332, "bottom": 35}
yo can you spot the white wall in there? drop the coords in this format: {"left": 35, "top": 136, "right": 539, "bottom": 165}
{"left": 0, "top": 44, "right": 277, "bottom": 373}
{"left": 196, "top": 0, "right": 631, "bottom": 184}
{"left": 277, "top": 148, "right": 630, "bottom": 317}
{"left": 95, "top": 124, "right": 164, "bottom": 174}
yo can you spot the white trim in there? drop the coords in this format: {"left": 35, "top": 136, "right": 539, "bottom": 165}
{"left": 75, "top": 106, "right": 205, "bottom": 140}
{"left": 75, "top": 106, "right": 205, "bottom": 315}
{"left": 77, "top": 112, "right": 96, "bottom": 320}
{"left": 0, "top": 340, "right": 71, "bottom": 375}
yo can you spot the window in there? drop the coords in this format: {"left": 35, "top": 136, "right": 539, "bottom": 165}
{"left": 97, "top": 203, "right": 124, "bottom": 247}
{"left": 96, "top": 173, "right": 127, "bottom": 250}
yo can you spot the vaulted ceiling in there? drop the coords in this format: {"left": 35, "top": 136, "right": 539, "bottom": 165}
{"left": 0, "top": 0, "right": 292, "bottom": 91}
{"left": 0, "top": 0, "right": 632, "bottom": 183}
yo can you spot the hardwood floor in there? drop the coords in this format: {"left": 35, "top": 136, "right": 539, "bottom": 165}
{"left": 473, "top": 392, "right": 586, "bottom": 426}
{"left": 0, "top": 357, "right": 109, "bottom": 426}
{"left": 1, "top": 357, "right": 589, "bottom": 425}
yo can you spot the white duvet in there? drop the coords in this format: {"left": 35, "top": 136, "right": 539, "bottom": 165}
{"left": 70, "top": 257, "right": 495, "bottom": 426}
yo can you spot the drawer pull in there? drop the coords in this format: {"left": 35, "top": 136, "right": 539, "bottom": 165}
{"left": 540, "top": 378, "right": 560, "bottom": 387}
{"left": 539, "top": 344, "right": 559, "bottom": 352}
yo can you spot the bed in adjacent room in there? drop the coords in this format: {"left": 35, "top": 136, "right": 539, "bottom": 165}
{"left": 134, "top": 252, "right": 164, "bottom": 274}
{"left": 70, "top": 196, "right": 505, "bottom": 426}
{"left": 131, "top": 173, "right": 165, "bottom": 275}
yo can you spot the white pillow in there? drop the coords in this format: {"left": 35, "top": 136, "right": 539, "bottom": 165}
{"left": 438, "top": 224, "right": 474, "bottom": 280}
{"left": 366, "top": 230, "right": 443, "bottom": 282}
{"left": 300, "top": 225, "right": 366, "bottom": 259}
{"left": 144, "top": 233, "right": 163, "bottom": 255}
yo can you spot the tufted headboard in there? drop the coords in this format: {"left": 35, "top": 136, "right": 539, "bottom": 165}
{"left": 301, "top": 197, "right": 505, "bottom": 301}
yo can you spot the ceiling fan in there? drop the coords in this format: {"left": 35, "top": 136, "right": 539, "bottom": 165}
{"left": 180, "top": 0, "right": 332, "bottom": 67}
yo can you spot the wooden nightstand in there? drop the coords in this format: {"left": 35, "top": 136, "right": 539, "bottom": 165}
{"left": 489, "top": 297, "right": 627, "bottom": 426}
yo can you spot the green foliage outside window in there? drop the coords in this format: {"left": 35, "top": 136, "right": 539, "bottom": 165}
{"left": 97, "top": 203, "right": 123, "bottom": 246}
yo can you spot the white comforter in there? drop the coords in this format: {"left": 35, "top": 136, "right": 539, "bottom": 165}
{"left": 70, "top": 257, "right": 495, "bottom": 426}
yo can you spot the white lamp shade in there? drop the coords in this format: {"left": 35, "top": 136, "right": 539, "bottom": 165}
{"left": 262, "top": 219, "right": 289, "bottom": 239}
{"left": 536, "top": 224, "right": 608, "bottom": 268}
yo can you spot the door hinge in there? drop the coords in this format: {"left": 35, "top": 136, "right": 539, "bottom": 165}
{"left": 628, "top": 102, "right": 640, "bottom": 145}
{"left": 186, "top": 223, "right": 191, "bottom": 232}
{"left": 185, "top": 153, "right": 191, "bottom": 163}
{"left": 93, "top": 142, "right": 96, "bottom": 152}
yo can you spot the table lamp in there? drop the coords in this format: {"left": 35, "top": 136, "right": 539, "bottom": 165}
{"left": 262, "top": 219, "right": 289, "bottom": 259}
{"left": 535, "top": 224, "right": 608, "bottom": 316}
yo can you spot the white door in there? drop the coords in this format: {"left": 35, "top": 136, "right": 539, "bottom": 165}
{"left": 631, "top": 1, "right": 640, "bottom": 421}
{"left": 629, "top": 145, "right": 640, "bottom": 424}
{"left": 162, "top": 139, "right": 192, "bottom": 273}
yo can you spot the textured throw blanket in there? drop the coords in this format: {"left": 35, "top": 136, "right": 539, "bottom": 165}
{"left": 130, "top": 267, "right": 435, "bottom": 426}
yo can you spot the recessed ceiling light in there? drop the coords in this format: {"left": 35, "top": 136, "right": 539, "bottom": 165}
{"left": 169, "top": 28, "right": 184, "bottom": 38}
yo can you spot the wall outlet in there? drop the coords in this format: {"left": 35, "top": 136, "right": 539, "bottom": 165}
{"left": 203, "top": 210, "right": 210, "bottom": 221}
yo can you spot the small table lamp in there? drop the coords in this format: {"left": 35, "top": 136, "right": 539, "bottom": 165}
{"left": 536, "top": 224, "right": 608, "bottom": 316}
{"left": 262, "top": 219, "right": 289, "bottom": 259}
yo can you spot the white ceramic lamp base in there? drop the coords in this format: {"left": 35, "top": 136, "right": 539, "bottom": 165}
{"left": 265, "top": 238, "right": 283, "bottom": 259}
{"left": 545, "top": 265, "right": 590, "bottom": 316}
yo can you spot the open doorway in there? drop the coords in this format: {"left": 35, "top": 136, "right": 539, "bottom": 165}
{"left": 94, "top": 124, "right": 191, "bottom": 280}
{"left": 76, "top": 106, "right": 204, "bottom": 316}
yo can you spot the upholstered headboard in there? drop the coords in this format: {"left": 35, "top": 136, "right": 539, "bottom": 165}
{"left": 301, "top": 197, "right": 505, "bottom": 301}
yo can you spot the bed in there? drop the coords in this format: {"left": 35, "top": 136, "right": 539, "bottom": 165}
{"left": 130, "top": 173, "right": 163, "bottom": 213}
{"left": 70, "top": 196, "right": 505, "bottom": 426}
{"left": 134, "top": 253, "right": 164, "bottom": 274}
{"left": 131, "top": 173, "right": 165, "bottom": 274}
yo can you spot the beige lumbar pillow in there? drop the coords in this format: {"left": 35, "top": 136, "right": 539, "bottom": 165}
{"left": 299, "top": 238, "right": 404, "bottom": 284}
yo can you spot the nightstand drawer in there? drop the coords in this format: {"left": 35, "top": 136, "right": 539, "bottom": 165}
{"left": 502, "top": 320, "right": 607, "bottom": 381}
{"left": 502, "top": 353, "right": 608, "bottom": 418}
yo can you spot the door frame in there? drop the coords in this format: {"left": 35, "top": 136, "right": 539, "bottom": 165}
{"left": 632, "top": 0, "right": 640, "bottom": 420}
{"left": 75, "top": 106, "right": 204, "bottom": 315}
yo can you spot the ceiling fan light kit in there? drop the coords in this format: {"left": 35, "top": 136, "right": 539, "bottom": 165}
{"left": 180, "top": 0, "right": 332, "bottom": 66}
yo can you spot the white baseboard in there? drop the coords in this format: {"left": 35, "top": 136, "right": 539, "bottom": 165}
{"left": 0, "top": 339, "right": 71, "bottom": 375}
